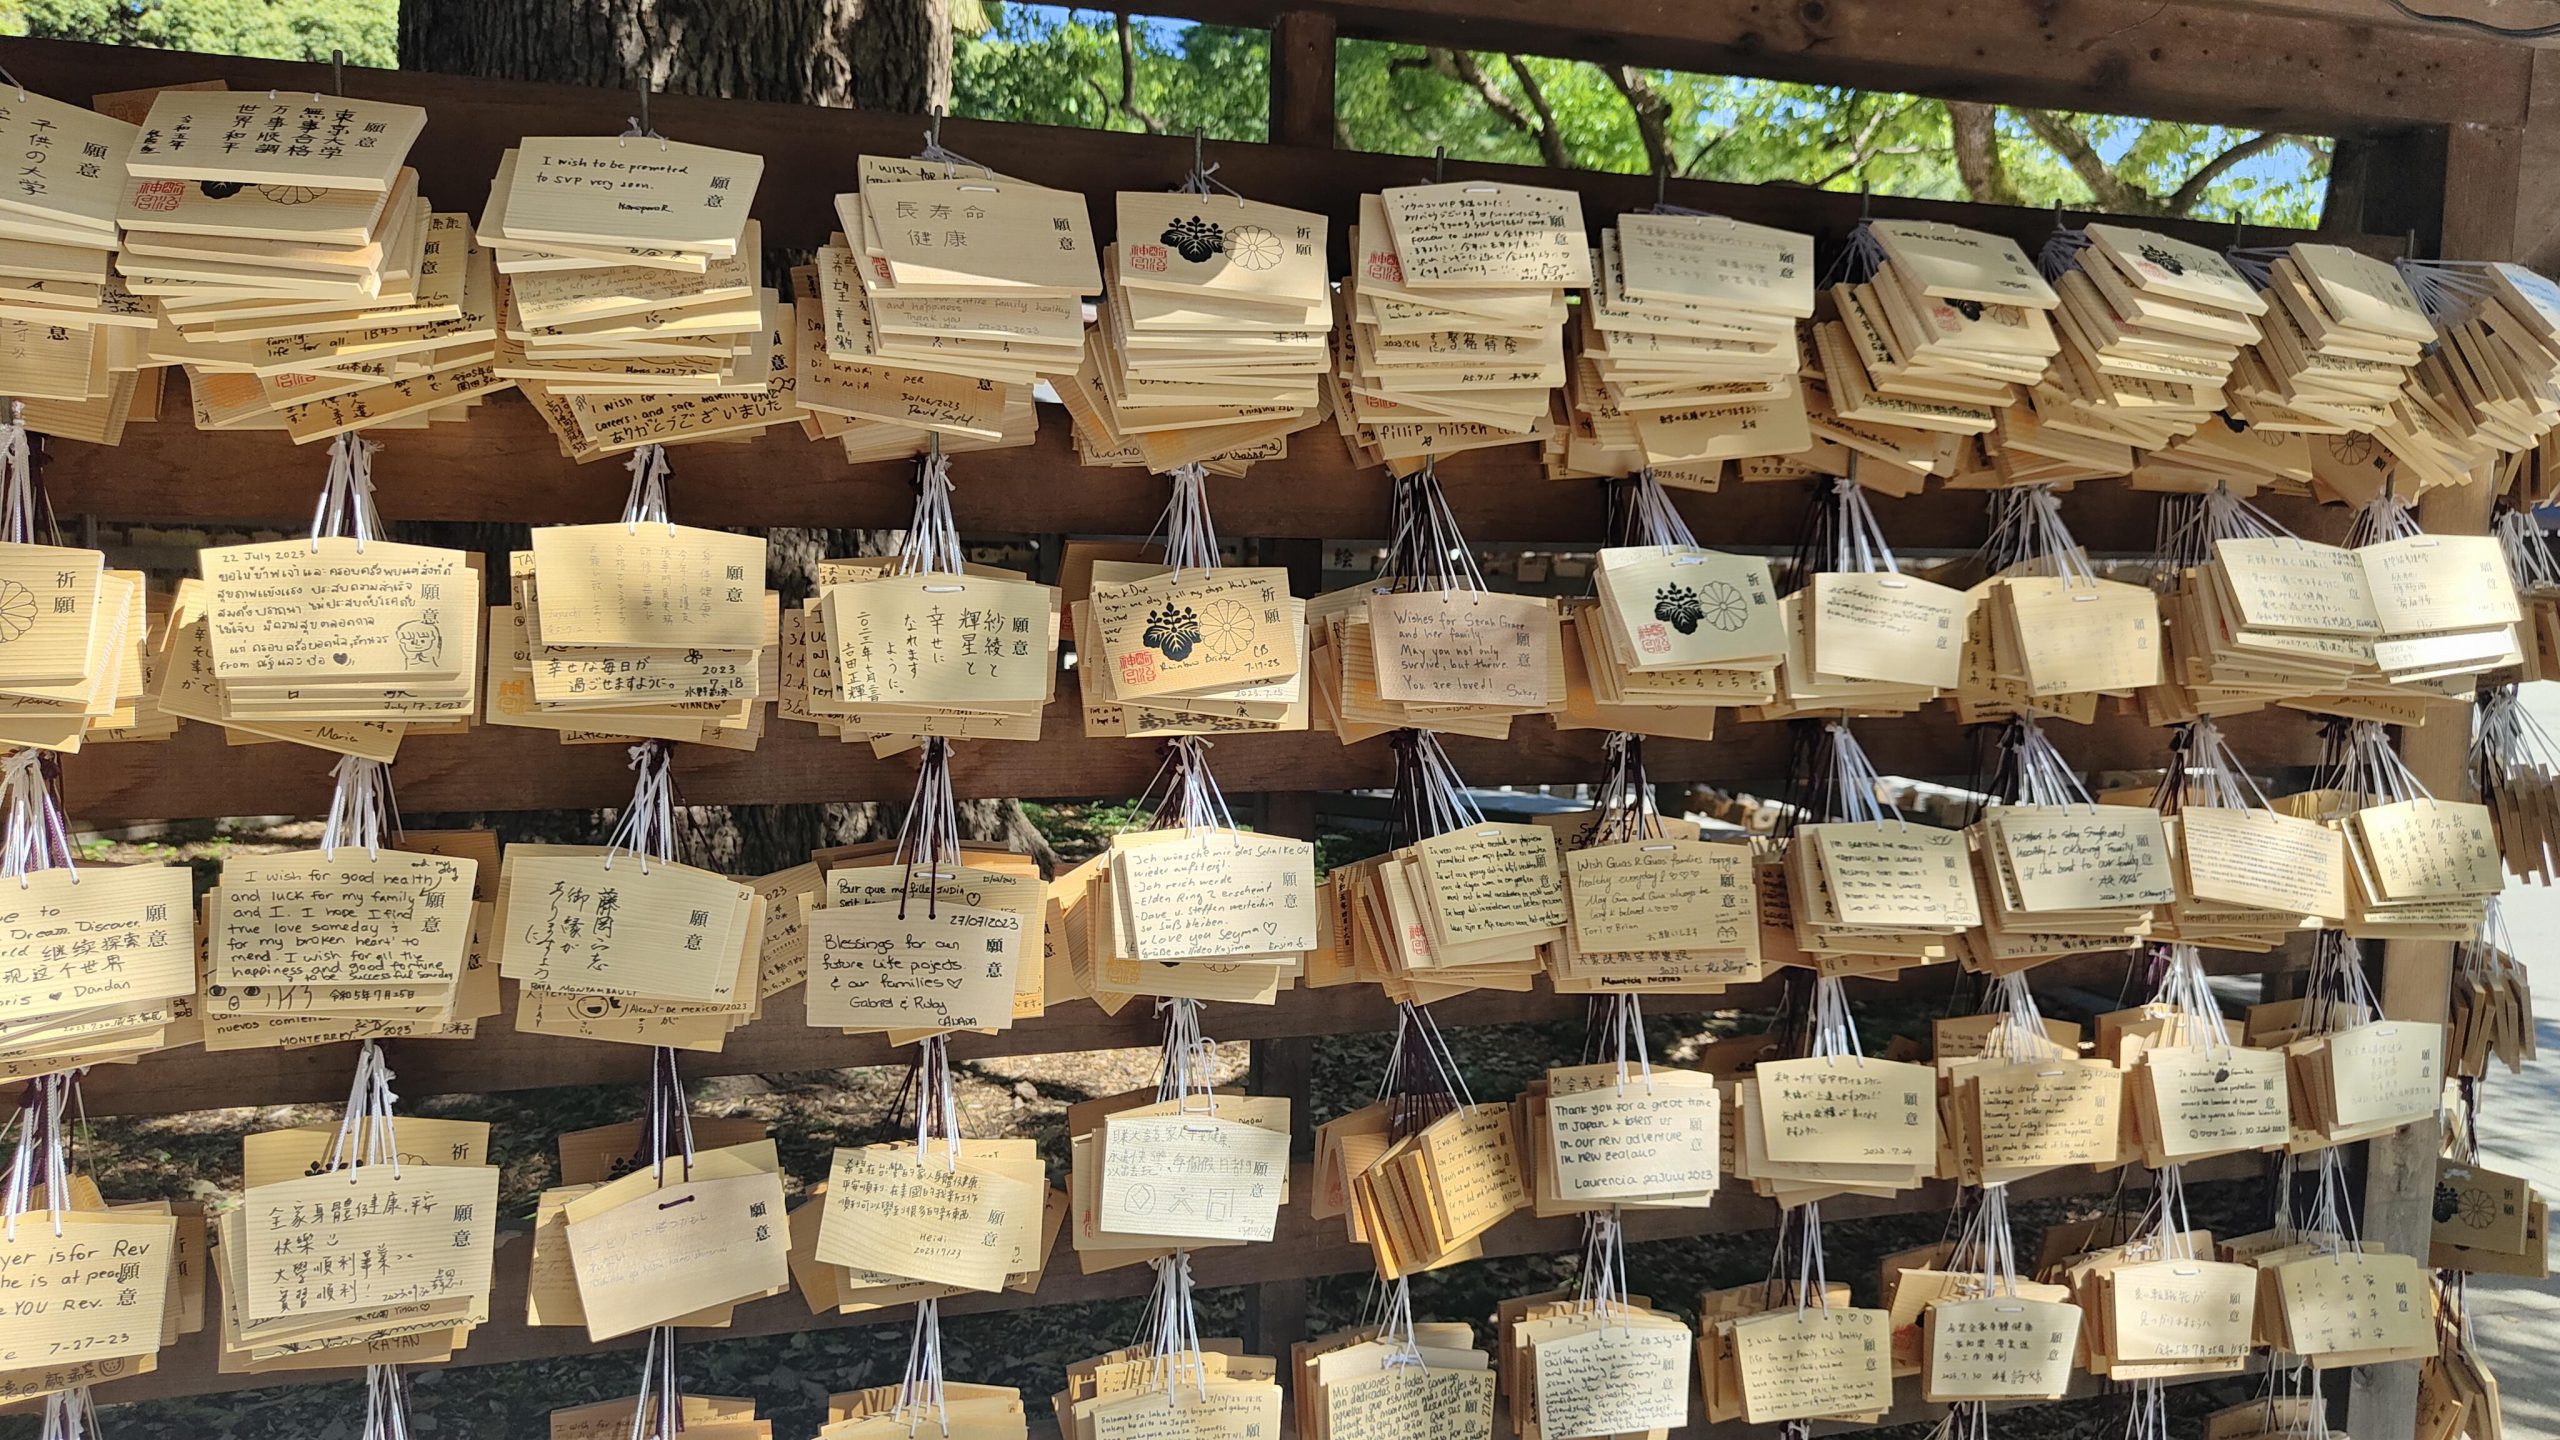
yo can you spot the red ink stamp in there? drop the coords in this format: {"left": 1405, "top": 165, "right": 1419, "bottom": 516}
{"left": 1129, "top": 243, "right": 1169, "bottom": 272}
{"left": 134, "top": 180, "right": 184, "bottom": 212}
{"left": 1119, "top": 650, "right": 1156, "bottom": 687}
{"left": 1637, "top": 622, "right": 1671, "bottom": 655}
{"left": 1366, "top": 251, "right": 1404, "bottom": 283}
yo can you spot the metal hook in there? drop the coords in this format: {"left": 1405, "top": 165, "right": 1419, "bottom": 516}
{"left": 1859, "top": 182, "right": 1871, "bottom": 222}
{"left": 2231, "top": 210, "right": 2246, "bottom": 251}
{"left": 1433, "top": 144, "right": 1445, "bottom": 183}
{"left": 332, "top": 47, "right": 344, "bottom": 97}
{"left": 2406, "top": 227, "right": 2423, "bottom": 263}
{"left": 929, "top": 104, "right": 944, "bottom": 151}
{"left": 1193, "top": 128, "right": 1204, "bottom": 181}
{"left": 638, "top": 81, "right": 649, "bottom": 138}
{"left": 1656, "top": 166, "right": 1668, "bottom": 211}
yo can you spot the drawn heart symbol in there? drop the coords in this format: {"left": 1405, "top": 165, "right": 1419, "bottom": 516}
{"left": 332, "top": 652, "right": 352, "bottom": 665}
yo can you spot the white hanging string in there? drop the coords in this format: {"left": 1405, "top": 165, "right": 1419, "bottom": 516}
{"left": 1998, "top": 717, "right": 2097, "bottom": 810}
{"left": 1380, "top": 461, "right": 1488, "bottom": 594}
{"left": 2161, "top": 715, "right": 2278, "bottom": 814}
{"left": 2149, "top": 943, "right": 2233, "bottom": 1061}
{"left": 1980, "top": 972, "right": 2068, "bottom": 1063}
{"left": 1149, "top": 464, "right": 1221, "bottom": 577}
{"left": 1135, "top": 1250, "right": 1209, "bottom": 1399}
{"left": 1622, "top": 470, "right": 1700, "bottom": 551}
{"left": 2037, "top": 216, "right": 2089, "bottom": 282}
{"left": 1828, "top": 474, "right": 1902, "bottom": 575}
{"left": 1981, "top": 485, "right": 2097, "bottom": 587}
{"left": 320, "top": 1040, "right": 403, "bottom": 1182}
{"left": 915, "top": 107, "right": 989, "bottom": 179}
{"left": 2494, "top": 507, "right": 2560, "bottom": 595}
{"left": 1950, "top": 1180, "right": 2023, "bottom": 1299}
{"left": 0, "top": 748, "right": 75, "bottom": 886}
{"left": 2326, "top": 717, "right": 2432, "bottom": 806}
{"left": 308, "top": 431, "right": 383, "bottom": 551}
{"left": 1821, "top": 217, "right": 1887, "bottom": 288}
{"left": 2157, "top": 480, "right": 2292, "bottom": 575}
{"left": 896, "top": 448, "right": 965, "bottom": 577}
{"left": 2347, "top": 490, "right": 2427, "bottom": 547}
{"left": 36, "top": 1386, "right": 101, "bottom": 1440}
{"left": 1, "top": 1070, "right": 73, "bottom": 1241}
{"left": 2394, "top": 256, "right": 2497, "bottom": 329}
{"left": 1821, "top": 720, "right": 1897, "bottom": 827}
{"left": 361, "top": 1360, "right": 411, "bottom": 1440}
{"left": 0, "top": 400, "right": 36, "bottom": 545}
{"left": 1178, "top": 130, "right": 1242, "bottom": 202}
{"left": 320, "top": 755, "right": 399, "bottom": 861}
{"left": 620, "top": 444, "right": 673, "bottom": 533}
{"left": 602, "top": 742, "right": 677, "bottom": 874}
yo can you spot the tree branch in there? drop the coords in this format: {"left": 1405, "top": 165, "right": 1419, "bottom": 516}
{"left": 1110, "top": 13, "right": 1165, "bottom": 134}
{"left": 1946, "top": 100, "right": 2024, "bottom": 207}
{"left": 1421, "top": 48, "right": 1555, "bottom": 166}
{"left": 2166, "top": 131, "right": 2287, "bottom": 215}
{"left": 2016, "top": 108, "right": 2158, "bottom": 213}
{"left": 1607, "top": 64, "right": 1677, "bottom": 177}
{"left": 1503, "top": 55, "right": 1570, "bottom": 169}
{"left": 1805, "top": 98, "right": 1915, "bottom": 191}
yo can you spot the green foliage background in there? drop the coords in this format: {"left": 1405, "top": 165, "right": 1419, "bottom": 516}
{"left": 0, "top": 0, "right": 2326, "bottom": 223}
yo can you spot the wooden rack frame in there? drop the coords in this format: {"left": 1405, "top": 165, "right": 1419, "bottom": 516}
{"left": 13, "top": 7, "right": 2529, "bottom": 1434}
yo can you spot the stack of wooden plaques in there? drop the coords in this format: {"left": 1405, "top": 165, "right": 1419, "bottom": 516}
{"left": 214, "top": 1117, "right": 499, "bottom": 1373}
{"left": 1060, "top": 189, "right": 1333, "bottom": 473}
{"left": 490, "top": 523, "right": 775, "bottom": 749}
{"left": 809, "top": 155, "right": 1092, "bottom": 461}
{"left": 0, "top": 862, "right": 197, "bottom": 1083}
{"left": 1499, "top": 1291, "right": 1693, "bottom": 1440}
{"left": 811, "top": 555, "right": 1062, "bottom": 747}
{"left": 1336, "top": 182, "right": 1587, "bottom": 471}
{"left": 1054, "top": 1344, "right": 1283, "bottom": 1440}
{"left": 483, "top": 139, "right": 793, "bottom": 457}
{"left": 495, "top": 841, "right": 767, "bottom": 1051}
{"left": 1731, "top": 1050, "right": 1941, "bottom": 1201}
{"left": 2036, "top": 223, "right": 2265, "bottom": 468}
{"left": 1346, "top": 1101, "right": 1527, "bottom": 1277}
{"left": 1292, "top": 1323, "right": 1497, "bottom": 1440}
{"left": 820, "top": 1382, "right": 1031, "bottom": 1438}
{"left": 203, "top": 844, "right": 488, "bottom": 1047}
{"left": 1810, "top": 220, "right": 2060, "bottom": 493}
{"left": 547, "top": 1138, "right": 791, "bottom": 1342}
{"left": 0, "top": 88, "right": 159, "bottom": 439}
{"left": 2407, "top": 262, "right": 2560, "bottom": 461}
{"left": 1571, "top": 541, "right": 1784, "bottom": 733}
{"left": 197, "top": 535, "right": 479, "bottom": 724}
{"left": 1561, "top": 212, "right": 1813, "bottom": 473}
{"left": 0, "top": 539, "right": 150, "bottom": 753}
{"left": 1074, "top": 559, "right": 1309, "bottom": 738}
{"left": 805, "top": 857, "right": 1044, "bottom": 1035}
{"left": 116, "top": 91, "right": 498, "bottom": 441}
{"left": 1960, "top": 803, "right": 2170, "bottom": 971}
{"left": 2243, "top": 242, "right": 2433, "bottom": 437}
{"left": 1313, "top": 582, "right": 1567, "bottom": 741}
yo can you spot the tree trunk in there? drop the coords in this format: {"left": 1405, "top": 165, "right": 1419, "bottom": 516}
{"left": 396, "top": 0, "right": 951, "bottom": 113}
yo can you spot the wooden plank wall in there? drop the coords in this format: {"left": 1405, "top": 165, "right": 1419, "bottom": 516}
{"left": 7, "top": 9, "right": 2522, "bottom": 1429}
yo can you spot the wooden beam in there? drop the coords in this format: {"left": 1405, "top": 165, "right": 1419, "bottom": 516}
{"left": 1268, "top": 10, "right": 1339, "bottom": 148}
{"left": 1138, "top": 0, "right": 2527, "bottom": 133}
{"left": 55, "top": 700, "right": 2330, "bottom": 825}
{"left": 72, "top": 944, "right": 2297, "bottom": 1120}
{"left": 45, "top": 391, "right": 2361, "bottom": 542}
{"left": 2346, "top": 107, "right": 2521, "bottom": 1440}
{"left": 90, "top": 1149, "right": 2262, "bottom": 1408}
